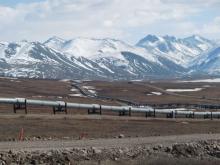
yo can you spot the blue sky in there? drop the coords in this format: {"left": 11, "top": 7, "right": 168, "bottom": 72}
{"left": 0, "top": 0, "right": 44, "bottom": 6}
{"left": 0, "top": 0, "right": 219, "bottom": 43}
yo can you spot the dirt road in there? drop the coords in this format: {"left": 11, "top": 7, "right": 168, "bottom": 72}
{"left": 0, "top": 133, "right": 219, "bottom": 151}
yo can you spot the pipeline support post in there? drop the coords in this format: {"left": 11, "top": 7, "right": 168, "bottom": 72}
{"left": 119, "top": 108, "right": 129, "bottom": 116}
{"left": 13, "top": 98, "right": 27, "bottom": 114}
{"left": 166, "top": 111, "right": 175, "bottom": 118}
{"left": 186, "top": 112, "right": 195, "bottom": 118}
{"left": 145, "top": 110, "right": 154, "bottom": 118}
{"left": 53, "top": 102, "right": 67, "bottom": 114}
{"left": 88, "top": 105, "right": 102, "bottom": 115}
{"left": 204, "top": 113, "right": 209, "bottom": 119}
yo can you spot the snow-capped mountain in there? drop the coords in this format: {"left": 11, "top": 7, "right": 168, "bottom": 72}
{"left": 45, "top": 37, "right": 158, "bottom": 62}
{"left": 0, "top": 41, "right": 82, "bottom": 78}
{"left": 136, "top": 34, "right": 215, "bottom": 67}
{"left": 191, "top": 46, "right": 220, "bottom": 75}
{"left": 0, "top": 35, "right": 219, "bottom": 80}
{"left": 44, "top": 37, "right": 185, "bottom": 79}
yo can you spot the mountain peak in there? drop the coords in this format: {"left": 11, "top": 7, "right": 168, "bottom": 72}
{"left": 140, "top": 34, "right": 159, "bottom": 43}
{"left": 162, "top": 35, "right": 177, "bottom": 42}
{"left": 44, "top": 36, "right": 67, "bottom": 51}
{"left": 44, "top": 36, "right": 66, "bottom": 44}
{"left": 67, "top": 37, "right": 124, "bottom": 43}
{"left": 184, "top": 34, "right": 211, "bottom": 43}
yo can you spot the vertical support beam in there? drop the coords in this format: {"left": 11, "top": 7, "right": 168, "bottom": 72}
{"left": 173, "top": 111, "right": 176, "bottom": 118}
{"left": 53, "top": 102, "right": 67, "bottom": 115}
{"left": 119, "top": 110, "right": 124, "bottom": 116}
{"left": 13, "top": 99, "right": 27, "bottom": 114}
{"left": 166, "top": 111, "right": 176, "bottom": 118}
{"left": 13, "top": 104, "right": 16, "bottom": 114}
{"left": 145, "top": 111, "right": 148, "bottom": 118}
{"left": 88, "top": 105, "right": 101, "bottom": 115}
{"left": 129, "top": 107, "right": 131, "bottom": 117}
{"left": 99, "top": 105, "right": 102, "bottom": 115}
{"left": 53, "top": 106, "right": 56, "bottom": 115}
{"left": 65, "top": 102, "right": 67, "bottom": 114}
{"left": 24, "top": 99, "right": 27, "bottom": 114}
{"left": 119, "top": 108, "right": 129, "bottom": 116}
{"left": 204, "top": 113, "right": 209, "bottom": 119}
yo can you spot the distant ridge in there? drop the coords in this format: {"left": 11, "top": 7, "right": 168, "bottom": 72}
{"left": 0, "top": 35, "right": 219, "bottom": 80}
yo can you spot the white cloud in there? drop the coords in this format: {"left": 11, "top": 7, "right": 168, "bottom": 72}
{"left": 0, "top": 0, "right": 219, "bottom": 43}
{"left": 196, "top": 17, "right": 220, "bottom": 39}
{"left": 0, "top": 6, "right": 17, "bottom": 23}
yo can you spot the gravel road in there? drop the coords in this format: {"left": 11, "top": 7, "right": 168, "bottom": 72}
{"left": 1, "top": 133, "right": 219, "bottom": 151}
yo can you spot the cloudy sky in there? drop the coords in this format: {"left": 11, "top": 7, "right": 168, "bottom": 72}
{"left": 0, "top": 0, "right": 220, "bottom": 44}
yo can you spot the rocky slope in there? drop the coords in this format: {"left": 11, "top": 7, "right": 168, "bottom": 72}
{"left": 190, "top": 46, "right": 220, "bottom": 75}
{"left": 0, "top": 140, "right": 219, "bottom": 164}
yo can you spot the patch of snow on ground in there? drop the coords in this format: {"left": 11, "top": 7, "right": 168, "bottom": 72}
{"left": 88, "top": 90, "right": 96, "bottom": 94}
{"left": 82, "top": 86, "right": 95, "bottom": 90}
{"left": 70, "top": 88, "right": 79, "bottom": 92}
{"left": 131, "top": 79, "right": 143, "bottom": 82}
{"left": 203, "top": 85, "right": 211, "bottom": 88}
{"left": 166, "top": 88, "right": 203, "bottom": 92}
{"left": 10, "top": 80, "right": 21, "bottom": 82}
{"left": 181, "top": 78, "right": 220, "bottom": 83}
{"left": 59, "top": 79, "right": 71, "bottom": 82}
{"left": 148, "top": 92, "right": 162, "bottom": 96}
{"left": 32, "top": 95, "right": 43, "bottom": 98}
{"left": 68, "top": 94, "right": 85, "bottom": 97}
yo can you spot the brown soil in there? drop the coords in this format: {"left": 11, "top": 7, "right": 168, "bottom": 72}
{"left": 84, "top": 80, "right": 220, "bottom": 104}
{"left": 0, "top": 115, "right": 219, "bottom": 141}
{"left": 1, "top": 77, "right": 220, "bottom": 105}
{"left": 0, "top": 77, "right": 219, "bottom": 141}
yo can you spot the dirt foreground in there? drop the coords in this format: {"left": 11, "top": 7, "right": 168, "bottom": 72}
{"left": 0, "top": 134, "right": 220, "bottom": 165}
{"left": 0, "top": 114, "right": 219, "bottom": 141}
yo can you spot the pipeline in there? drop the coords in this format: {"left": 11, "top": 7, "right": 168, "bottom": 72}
{"left": 0, "top": 97, "right": 220, "bottom": 119}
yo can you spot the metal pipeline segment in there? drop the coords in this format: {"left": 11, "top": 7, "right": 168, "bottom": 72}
{"left": 101, "top": 105, "right": 130, "bottom": 112}
{"left": 0, "top": 97, "right": 220, "bottom": 117}
{"left": 67, "top": 103, "right": 99, "bottom": 109}
{"left": 0, "top": 98, "right": 18, "bottom": 104}
{"left": 132, "top": 107, "right": 154, "bottom": 113}
{"left": 27, "top": 99, "right": 60, "bottom": 106}
{"left": 194, "top": 111, "right": 214, "bottom": 115}
{"left": 212, "top": 112, "right": 220, "bottom": 115}
{"left": 155, "top": 109, "right": 173, "bottom": 114}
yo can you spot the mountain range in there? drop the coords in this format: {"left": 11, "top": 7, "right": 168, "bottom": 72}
{"left": 0, "top": 34, "right": 219, "bottom": 80}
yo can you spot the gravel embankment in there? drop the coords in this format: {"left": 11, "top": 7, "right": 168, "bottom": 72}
{"left": 0, "top": 134, "right": 219, "bottom": 164}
